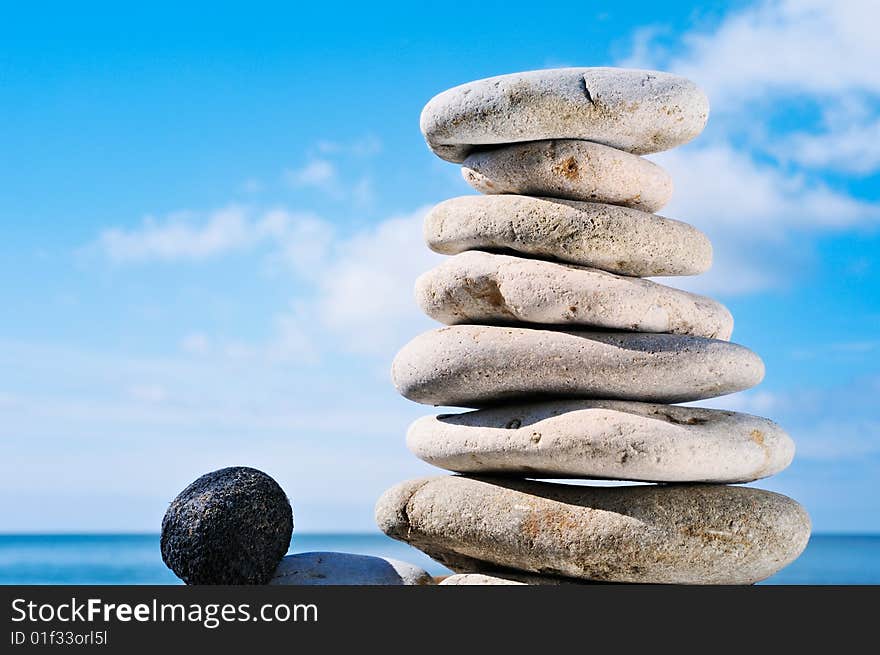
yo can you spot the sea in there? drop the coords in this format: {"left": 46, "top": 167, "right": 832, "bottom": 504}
{"left": 1, "top": 534, "right": 878, "bottom": 585}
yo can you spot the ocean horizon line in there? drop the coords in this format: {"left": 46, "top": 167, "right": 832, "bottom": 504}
{"left": 0, "top": 531, "right": 386, "bottom": 537}
{"left": 2, "top": 532, "right": 880, "bottom": 538}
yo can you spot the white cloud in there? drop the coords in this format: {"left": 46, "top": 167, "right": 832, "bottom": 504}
{"left": 97, "top": 207, "right": 256, "bottom": 262}
{"left": 657, "top": 144, "right": 876, "bottom": 233}
{"left": 313, "top": 207, "right": 441, "bottom": 355}
{"left": 180, "top": 332, "right": 210, "bottom": 355}
{"left": 627, "top": 0, "right": 880, "bottom": 175}
{"left": 283, "top": 159, "right": 338, "bottom": 189}
{"left": 624, "top": 0, "right": 880, "bottom": 174}
{"left": 624, "top": 0, "right": 880, "bottom": 106}
{"left": 647, "top": 143, "right": 879, "bottom": 294}
{"left": 316, "top": 134, "right": 382, "bottom": 157}
{"left": 781, "top": 116, "right": 880, "bottom": 175}
{"left": 92, "top": 203, "right": 441, "bottom": 359}
{"left": 126, "top": 384, "right": 169, "bottom": 404}
{"left": 278, "top": 136, "right": 383, "bottom": 201}
{"left": 93, "top": 206, "right": 333, "bottom": 266}
{"left": 351, "top": 176, "right": 375, "bottom": 208}
{"left": 0, "top": 391, "right": 20, "bottom": 408}
{"left": 795, "top": 420, "right": 880, "bottom": 460}
{"left": 265, "top": 305, "right": 321, "bottom": 364}
{"left": 262, "top": 209, "right": 336, "bottom": 278}
{"left": 623, "top": 0, "right": 880, "bottom": 293}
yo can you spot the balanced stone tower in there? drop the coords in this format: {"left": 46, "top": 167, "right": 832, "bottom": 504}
{"left": 376, "top": 68, "right": 810, "bottom": 585}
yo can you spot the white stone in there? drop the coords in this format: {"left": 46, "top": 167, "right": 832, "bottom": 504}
{"left": 462, "top": 139, "right": 672, "bottom": 212}
{"left": 392, "top": 325, "right": 764, "bottom": 407}
{"left": 424, "top": 195, "right": 711, "bottom": 277}
{"left": 421, "top": 67, "right": 709, "bottom": 162}
{"left": 407, "top": 400, "right": 793, "bottom": 483}
{"left": 376, "top": 477, "right": 811, "bottom": 585}
{"left": 269, "top": 552, "right": 434, "bottom": 586}
{"left": 415, "top": 251, "right": 733, "bottom": 339}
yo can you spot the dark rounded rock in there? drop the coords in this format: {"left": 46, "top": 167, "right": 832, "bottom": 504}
{"left": 161, "top": 467, "right": 293, "bottom": 585}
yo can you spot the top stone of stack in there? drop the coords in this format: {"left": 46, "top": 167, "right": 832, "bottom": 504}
{"left": 420, "top": 68, "right": 709, "bottom": 162}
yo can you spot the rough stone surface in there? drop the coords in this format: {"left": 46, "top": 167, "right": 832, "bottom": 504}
{"left": 421, "top": 67, "right": 709, "bottom": 162}
{"left": 161, "top": 467, "right": 293, "bottom": 585}
{"left": 407, "top": 400, "right": 793, "bottom": 483}
{"left": 270, "top": 552, "right": 433, "bottom": 586}
{"left": 391, "top": 325, "right": 764, "bottom": 407}
{"left": 424, "top": 195, "right": 711, "bottom": 277}
{"left": 415, "top": 251, "right": 733, "bottom": 339}
{"left": 439, "top": 572, "right": 582, "bottom": 585}
{"left": 462, "top": 139, "right": 672, "bottom": 212}
{"left": 376, "top": 476, "right": 811, "bottom": 585}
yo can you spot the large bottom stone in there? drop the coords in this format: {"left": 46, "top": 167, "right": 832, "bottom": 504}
{"left": 376, "top": 476, "right": 810, "bottom": 585}
{"left": 270, "top": 552, "right": 433, "bottom": 585}
{"left": 407, "top": 400, "right": 793, "bottom": 483}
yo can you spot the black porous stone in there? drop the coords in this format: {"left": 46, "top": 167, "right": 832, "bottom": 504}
{"left": 161, "top": 466, "right": 293, "bottom": 585}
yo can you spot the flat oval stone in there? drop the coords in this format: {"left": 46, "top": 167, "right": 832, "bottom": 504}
{"left": 270, "top": 552, "right": 433, "bottom": 586}
{"left": 462, "top": 139, "right": 672, "bottom": 212}
{"left": 421, "top": 68, "right": 709, "bottom": 162}
{"left": 407, "top": 400, "right": 793, "bottom": 483}
{"left": 391, "top": 325, "right": 764, "bottom": 407}
{"left": 415, "top": 251, "right": 733, "bottom": 339}
{"left": 375, "top": 477, "right": 810, "bottom": 585}
{"left": 424, "top": 195, "right": 711, "bottom": 277}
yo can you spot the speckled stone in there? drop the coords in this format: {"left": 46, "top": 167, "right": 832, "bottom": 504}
{"left": 270, "top": 552, "right": 433, "bottom": 586}
{"left": 424, "top": 195, "right": 711, "bottom": 277}
{"left": 421, "top": 68, "right": 709, "bottom": 162}
{"left": 376, "top": 476, "right": 811, "bottom": 585}
{"left": 415, "top": 251, "right": 732, "bottom": 339}
{"left": 407, "top": 400, "right": 793, "bottom": 483}
{"left": 461, "top": 139, "right": 672, "bottom": 212}
{"left": 160, "top": 467, "right": 293, "bottom": 585}
{"left": 391, "top": 325, "right": 764, "bottom": 407}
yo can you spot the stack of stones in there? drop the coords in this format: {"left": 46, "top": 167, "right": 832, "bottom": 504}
{"left": 376, "top": 68, "right": 811, "bottom": 585}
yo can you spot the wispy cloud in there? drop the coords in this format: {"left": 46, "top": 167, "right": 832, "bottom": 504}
{"left": 795, "top": 420, "right": 880, "bottom": 460}
{"left": 780, "top": 115, "right": 880, "bottom": 175}
{"left": 650, "top": 142, "right": 879, "bottom": 294}
{"left": 315, "top": 134, "right": 382, "bottom": 157}
{"left": 282, "top": 159, "right": 338, "bottom": 190}
{"left": 311, "top": 206, "right": 441, "bottom": 355}
{"left": 280, "top": 136, "right": 383, "bottom": 204}
{"left": 92, "top": 206, "right": 333, "bottom": 266}
{"left": 691, "top": 374, "right": 880, "bottom": 462}
{"left": 96, "top": 207, "right": 257, "bottom": 262}
{"left": 624, "top": 0, "right": 880, "bottom": 294}
{"left": 624, "top": 0, "right": 880, "bottom": 105}
{"left": 90, "top": 203, "right": 439, "bottom": 358}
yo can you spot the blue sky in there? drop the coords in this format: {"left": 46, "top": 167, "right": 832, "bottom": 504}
{"left": 1, "top": 0, "right": 878, "bottom": 533}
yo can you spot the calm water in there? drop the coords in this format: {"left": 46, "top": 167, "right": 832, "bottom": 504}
{"left": 1, "top": 534, "right": 878, "bottom": 585}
